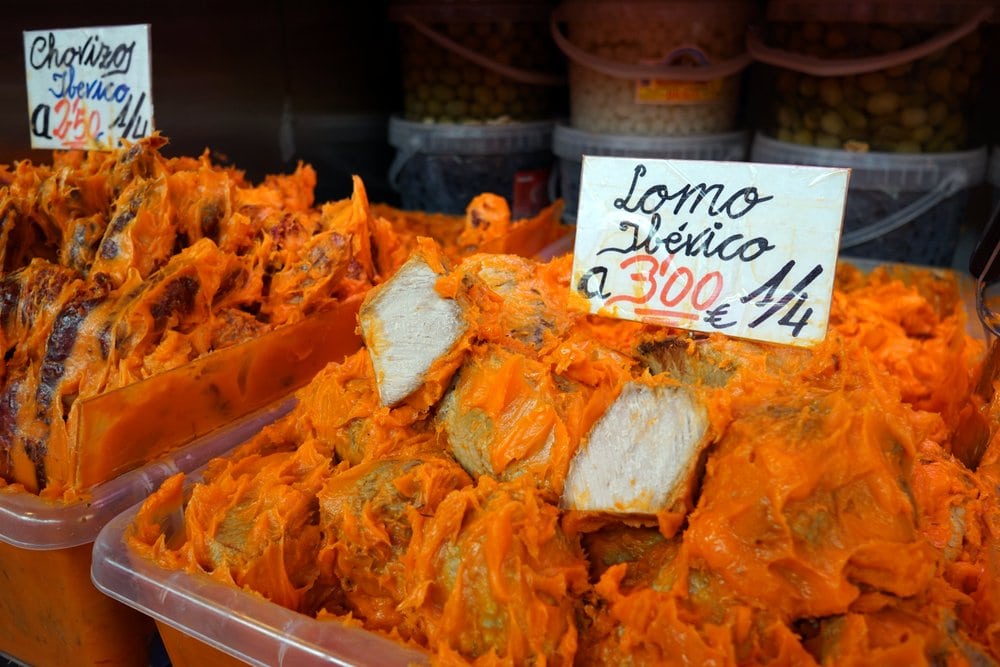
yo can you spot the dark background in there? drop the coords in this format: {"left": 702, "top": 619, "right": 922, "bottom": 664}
{"left": 0, "top": 1, "right": 402, "bottom": 204}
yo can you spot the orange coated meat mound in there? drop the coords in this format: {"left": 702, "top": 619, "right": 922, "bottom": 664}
{"left": 129, "top": 249, "right": 999, "bottom": 665}
{"left": 0, "top": 136, "right": 565, "bottom": 496}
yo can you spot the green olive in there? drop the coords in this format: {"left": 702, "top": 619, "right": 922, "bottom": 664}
{"left": 900, "top": 107, "right": 928, "bottom": 129}
{"left": 866, "top": 91, "right": 900, "bottom": 116}
{"left": 820, "top": 110, "right": 846, "bottom": 137}
{"left": 837, "top": 104, "right": 869, "bottom": 130}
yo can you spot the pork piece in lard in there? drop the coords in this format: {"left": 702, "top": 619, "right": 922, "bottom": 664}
{"left": 359, "top": 250, "right": 466, "bottom": 407}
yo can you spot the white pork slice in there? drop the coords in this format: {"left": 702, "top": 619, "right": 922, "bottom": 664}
{"left": 562, "top": 382, "right": 709, "bottom": 514}
{"left": 359, "top": 253, "right": 466, "bottom": 407}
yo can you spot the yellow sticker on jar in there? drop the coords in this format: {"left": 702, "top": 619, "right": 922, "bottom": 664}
{"left": 635, "top": 78, "right": 724, "bottom": 105}
{"left": 635, "top": 46, "right": 725, "bottom": 105}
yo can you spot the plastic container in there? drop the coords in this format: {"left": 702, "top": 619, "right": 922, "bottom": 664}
{"left": 92, "top": 462, "right": 429, "bottom": 667}
{"left": 747, "top": 0, "right": 993, "bottom": 152}
{"left": 389, "top": 1, "right": 564, "bottom": 123}
{"left": 0, "top": 292, "right": 363, "bottom": 666}
{"left": 751, "top": 132, "right": 988, "bottom": 267}
{"left": 550, "top": 0, "right": 756, "bottom": 136}
{"left": 0, "top": 399, "right": 294, "bottom": 667}
{"left": 552, "top": 123, "right": 749, "bottom": 222}
{"left": 388, "top": 116, "right": 555, "bottom": 216}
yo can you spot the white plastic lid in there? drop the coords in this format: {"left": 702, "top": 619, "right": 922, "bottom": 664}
{"left": 388, "top": 117, "right": 555, "bottom": 156}
{"left": 750, "top": 133, "right": 987, "bottom": 192}
{"left": 0, "top": 399, "right": 293, "bottom": 550}
{"left": 553, "top": 124, "right": 749, "bottom": 163}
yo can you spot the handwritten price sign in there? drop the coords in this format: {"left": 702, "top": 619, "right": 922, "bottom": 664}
{"left": 23, "top": 25, "right": 153, "bottom": 151}
{"left": 572, "top": 157, "right": 850, "bottom": 347}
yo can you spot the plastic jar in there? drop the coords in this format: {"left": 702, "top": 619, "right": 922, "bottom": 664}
{"left": 550, "top": 0, "right": 756, "bottom": 136}
{"left": 389, "top": 1, "right": 565, "bottom": 123}
{"left": 751, "top": 133, "right": 987, "bottom": 266}
{"left": 748, "top": 0, "right": 993, "bottom": 153}
{"left": 552, "top": 124, "right": 749, "bottom": 222}
{"left": 388, "top": 117, "right": 555, "bottom": 216}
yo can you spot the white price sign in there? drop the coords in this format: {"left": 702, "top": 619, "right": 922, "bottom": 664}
{"left": 571, "top": 157, "right": 850, "bottom": 347}
{"left": 23, "top": 24, "right": 153, "bottom": 151}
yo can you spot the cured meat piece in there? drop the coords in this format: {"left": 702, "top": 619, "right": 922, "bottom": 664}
{"left": 315, "top": 455, "right": 471, "bottom": 632}
{"left": 264, "top": 178, "right": 378, "bottom": 325}
{"left": 635, "top": 335, "right": 737, "bottom": 388}
{"left": 457, "top": 252, "right": 575, "bottom": 352}
{"left": 562, "top": 381, "right": 711, "bottom": 515}
{"left": 0, "top": 259, "right": 80, "bottom": 349}
{"left": 0, "top": 270, "right": 93, "bottom": 492}
{"left": 107, "top": 238, "right": 239, "bottom": 384}
{"left": 402, "top": 476, "right": 589, "bottom": 664}
{"left": 59, "top": 213, "right": 109, "bottom": 274}
{"left": 439, "top": 349, "right": 565, "bottom": 483}
{"left": 179, "top": 438, "right": 333, "bottom": 612}
{"left": 91, "top": 175, "right": 176, "bottom": 286}
{"left": 359, "top": 247, "right": 466, "bottom": 407}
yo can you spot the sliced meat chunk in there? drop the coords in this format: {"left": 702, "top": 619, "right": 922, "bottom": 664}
{"left": 359, "top": 251, "right": 466, "bottom": 407}
{"left": 562, "top": 381, "right": 710, "bottom": 515}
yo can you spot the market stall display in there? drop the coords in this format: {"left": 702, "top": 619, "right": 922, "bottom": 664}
{"left": 0, "top": 135, "right": 567, "bottom": 666}
{"left": 96, "top": 247, "right": 1000, "bottom": 665}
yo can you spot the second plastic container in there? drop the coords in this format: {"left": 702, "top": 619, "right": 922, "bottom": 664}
{"left": 552, "top": 123, "right": 749, "bottom": 222}
{"left": 388, "top": 117, "right": 555, "bottom": 217}
{"left": 751, "top": 133, "right": 988, "bottom": 266}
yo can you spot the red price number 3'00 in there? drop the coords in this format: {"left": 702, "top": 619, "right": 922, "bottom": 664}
{"left": 605, "top": 254, "right": 722, "bottom": 322}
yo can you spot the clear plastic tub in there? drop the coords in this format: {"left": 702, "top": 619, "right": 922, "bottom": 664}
{"left": 551, "top": 0, "right": 756, "bottom": 136}
{"left": 552, "top": 123, "right": 749, "bottom": 222}
{"left": 751, "top": 132, "right": 988, "bottom": 266}
{"left": 389, "top": 1, "right": 564, "bottom": 123}
{"left": 388, "top": 116, "right": 555, "bottom": 216}
{"left": 90, "top": 258, "right": 986, "bottom": 667}
{"left": 747, "top": 0, "right": 993, "bottom": 152}
{"left": 92, "top": 465, "right": 429, "bottom": 667}
{"left": 0, "top": 399, "right": 294, "bottom": 667}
